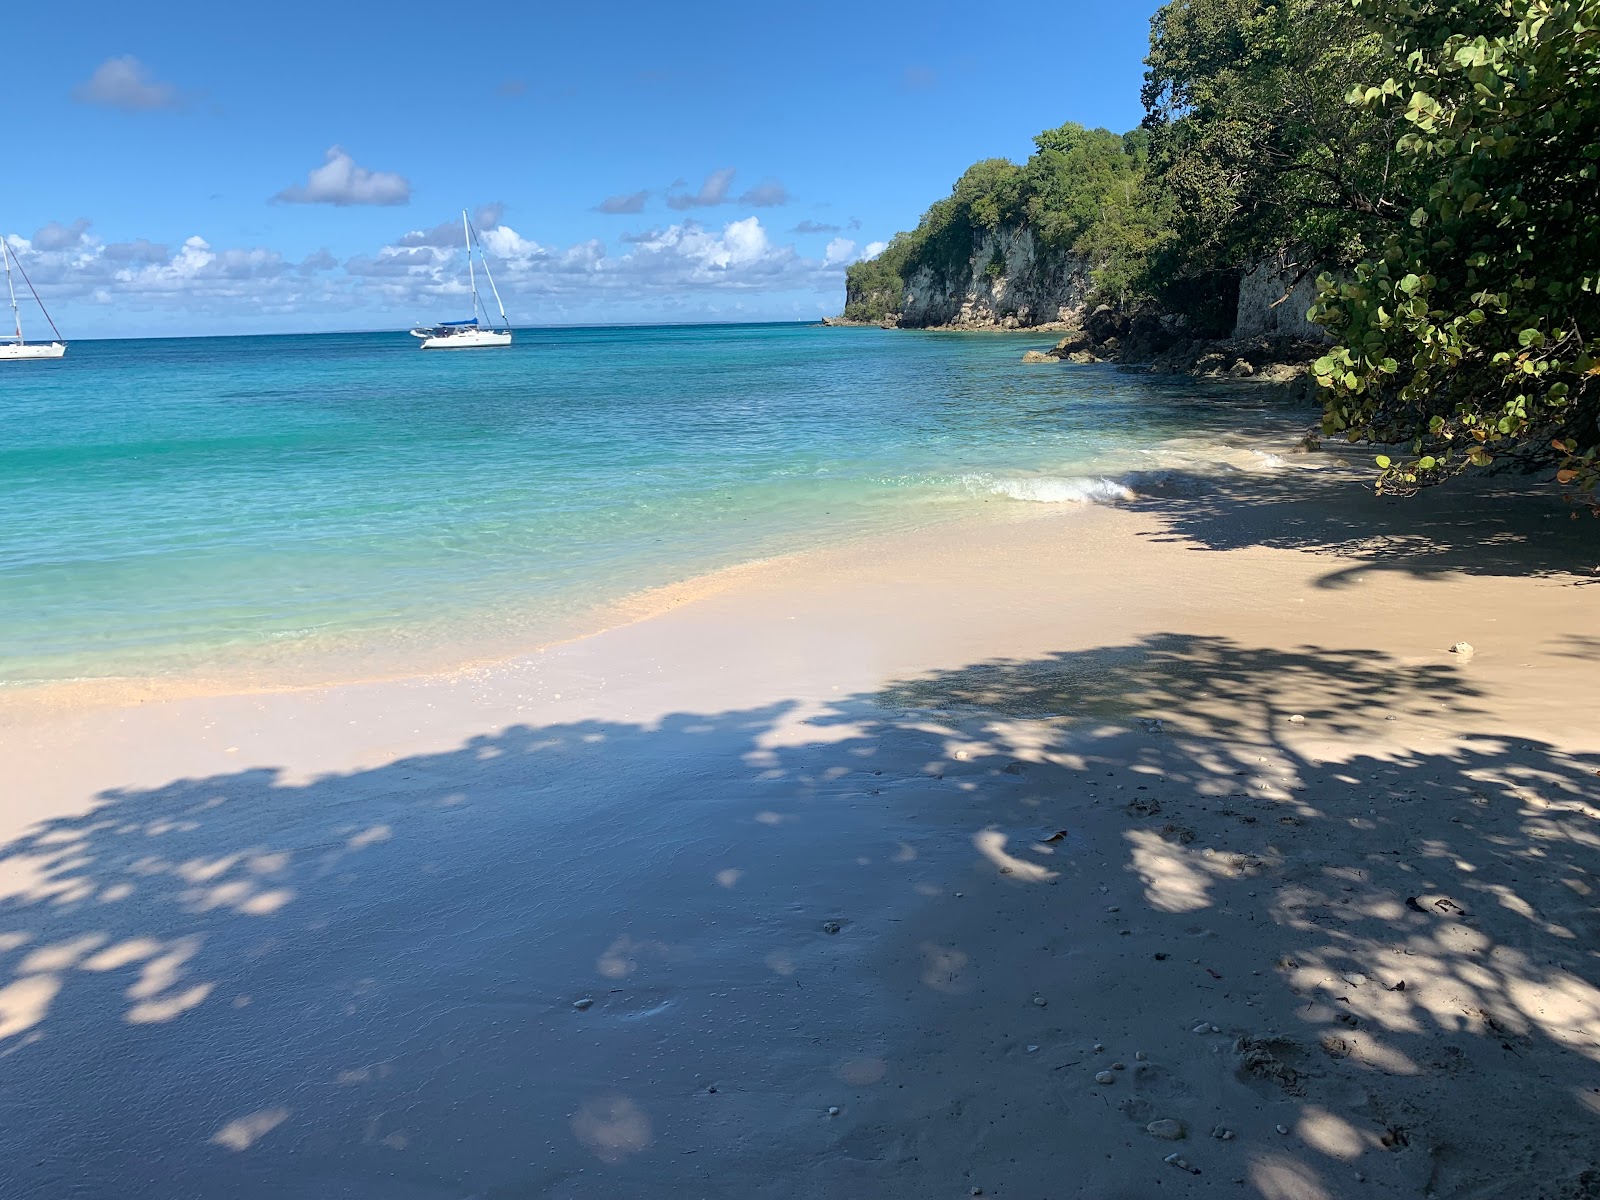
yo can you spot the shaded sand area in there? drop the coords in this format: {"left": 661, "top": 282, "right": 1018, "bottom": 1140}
{"left": 3, "top": 470, "right": 1598, "bottom": 1199}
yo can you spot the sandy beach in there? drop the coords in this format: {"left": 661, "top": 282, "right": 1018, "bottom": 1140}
{"left": 3, "top": 467, "right": 1598, "bottom": 1199}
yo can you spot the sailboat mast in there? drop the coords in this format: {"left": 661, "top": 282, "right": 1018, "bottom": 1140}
{"left": 474, "top": 230, "right": 509, "bottom": 329}
{"left": 462, "top": 209, "right": 481, "bottom": 325}
{"left": 3, "top": 241, "right": 21, "bottom": 344}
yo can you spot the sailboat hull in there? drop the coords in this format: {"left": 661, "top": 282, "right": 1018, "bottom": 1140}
{"left": 0, "top": 341, "right": 66, "bottom": 360}
{"left": 418, "top": 330, "right": 512, "bottom": 350}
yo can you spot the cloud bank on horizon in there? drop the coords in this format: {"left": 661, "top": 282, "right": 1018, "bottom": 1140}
{"left": 4, "top": 209, "right": 882, "bottom": 328}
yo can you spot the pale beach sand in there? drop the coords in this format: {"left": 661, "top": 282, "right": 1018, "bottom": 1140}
{"left": 2, "top": 467, "right": 1598, "bottom": 1199}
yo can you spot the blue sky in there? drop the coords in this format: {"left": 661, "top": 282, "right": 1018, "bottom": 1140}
{"left": 5, "top": 1, "right": 1152, "bottom": 337}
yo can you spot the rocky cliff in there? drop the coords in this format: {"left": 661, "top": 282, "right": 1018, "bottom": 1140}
{"left": 842, "top": 223, "right": 1319, "bottom": 341}
{"left": 1234, "top": 250, "right": 1327, "bottom": 341}
{"left": 895, "top": 226, "right": 1092, "bottom": 329}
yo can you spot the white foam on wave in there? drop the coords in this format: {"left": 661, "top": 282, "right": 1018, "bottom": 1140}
{"left": 986, "top": 476, "right": 1137, "bottom": 505}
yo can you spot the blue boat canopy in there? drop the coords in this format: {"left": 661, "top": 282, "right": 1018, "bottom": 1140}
{"left": 439, "top": 317, "right": 479, "bottom": 327}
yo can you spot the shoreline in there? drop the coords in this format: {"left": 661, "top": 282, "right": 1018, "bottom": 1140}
{"left": 3, "top": 471, "right": 1597, "bottom": 1198}
{"left": 0, "top": 422, "right": 1337, "bottom": 721}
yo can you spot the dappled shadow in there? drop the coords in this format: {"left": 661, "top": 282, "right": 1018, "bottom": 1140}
{"left": 1129, "top": 470, "right": 1600, "bottom": 586}
{"left": 1, "top": 635, "right": 1596, "bottom": 1198}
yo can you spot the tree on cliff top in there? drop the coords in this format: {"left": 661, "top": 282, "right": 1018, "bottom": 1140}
{"left": 1310, "top": 0, "right": 1600, "bottom": 499}
{"left": 1140, "top": 0, "right": 1398, "bottom": 310}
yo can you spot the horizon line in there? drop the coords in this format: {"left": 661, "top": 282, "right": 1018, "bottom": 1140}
{"left": 56, "top": 317, "right": 829, "bottom": 343}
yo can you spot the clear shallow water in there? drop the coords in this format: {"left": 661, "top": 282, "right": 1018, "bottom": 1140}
{"left": 0, "top": 323, "right": 1311, "bottom": 687}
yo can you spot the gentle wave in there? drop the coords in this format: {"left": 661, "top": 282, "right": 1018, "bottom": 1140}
{"left": 983, "top": 475, "right": 1138, "bottom": 504}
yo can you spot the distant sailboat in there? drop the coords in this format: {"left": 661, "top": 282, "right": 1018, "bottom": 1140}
{"left": 1, "top": 238, "right": 66, "bottom": 361}
{"left": 411, "top": 210, "right": 512, "bottom": 349}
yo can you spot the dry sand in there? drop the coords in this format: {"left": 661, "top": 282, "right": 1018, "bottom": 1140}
{"left": 2, "top": 470, "right": 1598, "bottom": 1200}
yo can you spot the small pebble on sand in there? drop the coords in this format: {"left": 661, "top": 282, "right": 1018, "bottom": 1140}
{"left": 828, "top": 1106, "right": 840, "bottom": 1116}
{"left": 1111, "top": 1062, "right": 1126, "bottom": 1071}
{"left": 1276, "top": 1124, "right": 1289, "bottom": 1135}
{"left": 1147, "top": 1119, "right": 1185, "bottom": 1140}
{"left": 1094, "top": 1071, "right": 1116, "bottom": 1085}
{"left": 1026, "top": 1044, "right": 1039, "bottom": 1053}
{"left": 1093, "top": 1043, "right": 1104, "bottom": 1052}
{"left": 1450, "top": 641, "right": 1474, "bottom": 657}
{"left": 1135, "top": 1051, "right": 1147, "bottom": 1060}
{"left": 822, "top": 921, "right": 841, "bottom": 934}
{"left": 1288, "top": 714, "right": 1305, "bottom": 724}
{"left": 1163, "top": 1153, "right": 1199, "bottom": 1174}
{"left": 1032, "top": 995, "right": 1048, "bottom": 1007}
{"left": 1192, "top": 1022, "right": 1211, "bottom": 1034}
{"left": 573, "top": 997, "right": 594, "bottom": 1011}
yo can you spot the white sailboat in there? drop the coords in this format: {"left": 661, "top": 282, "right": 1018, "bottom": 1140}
{"left": 411, "top": 210, "right": 512, "bottom": 350}
{"left": 1, "top": 238, "right": 67, "bottom": 361}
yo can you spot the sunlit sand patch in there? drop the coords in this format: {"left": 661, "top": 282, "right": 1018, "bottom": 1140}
{"left": 127, "top": 983, "right": 213, "bottom": 1024}
{"left": 1249, "top": 1155, "right": 1332, "bottom": 1200}
{"left": 0, "top": 974, "right": 61, "bottom": 1040}
{"left": 176, "top": 855, "right": 239, "bottom": 884}
{"left": 596, "top": 934, "right": 677, "bottom": 979}
{"left": 570, "top": 1095, "right": 651, "bottom": 1164}
{"left": 1296, "top": 1105, "right": 1369, "bottom": 1159}
{"left": 210, "top": 1106, "right": 289, "bottom": 1151}
{"left": 1125, "top": 828, "right": 1213, "bottom": 912}
{"left": 346, "top": 825, "right": 391, "bottom": 850}
{"left": 972, "top": 830, "right": 1058, "bottom": 883}
{"left": 919, "top": 942, "right": 972, "bottom": 994}
{"left": 81, "top": 937, "right": 162, "bottom": 973}
{"left": 20, "top": 934, "right": 106, "bottom": 974}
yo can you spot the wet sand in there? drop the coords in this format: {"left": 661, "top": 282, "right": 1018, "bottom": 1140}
{"left": 3, "top": 471, "right": 1598, "bottom": 1199}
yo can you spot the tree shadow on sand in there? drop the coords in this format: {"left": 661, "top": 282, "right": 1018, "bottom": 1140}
{"left": 1, "top": 636, "right": 1596, "bottom": 1198}
{"left": 1128, "top": 470, "right": 1600, "bottom": 588}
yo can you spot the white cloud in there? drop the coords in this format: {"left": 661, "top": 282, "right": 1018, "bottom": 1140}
{"left": 823, "top": 237, "right": 858, "bottom": 266}
{"left": 661, "top": 171, "right": 788, "bottom": 211}
{"left": 861, "top": 240, "right": 888, "bottom": 259}
{"left": 4, "top": 227, "right": 338, "bottom": 318}
{"left": 739, "top": 180, "right": 789, "bottom": 207}
{"left": 596, "top": 191, "right": 649, "bottom": 214}
{"left": 72, "top": 56, "right": 185, "bottom": 111}
{"left": 273, "top": 147, "right": 411, "bottom": 207}
{"left": 10, "top": 211, "right": 857, "bottom": 331}
{"left": 666, "top": 168, "right": 736, "bottom": 211}
{"left": 793, "top": 219, "right": 842, "bottom": 235}
{"left": 31, "top": 219, "right": 94, "bottom": 251}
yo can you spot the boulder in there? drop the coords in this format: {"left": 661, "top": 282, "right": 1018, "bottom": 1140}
{"left": 1084, "top": 303, "right": 1130, "bottom": 344}
{"left": 1052, "top": 329, "right": 1093, "bottom": 356}
{"left": 1021, "top": 350, "right": 1055, "bottom": 363}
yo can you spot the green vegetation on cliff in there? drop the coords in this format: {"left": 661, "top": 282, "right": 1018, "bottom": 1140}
{"left": 846, "top": 0, "right": 1599, "bottom": 496}
{"left": 841, "top": 125, "right": 1149, "bottom": 321}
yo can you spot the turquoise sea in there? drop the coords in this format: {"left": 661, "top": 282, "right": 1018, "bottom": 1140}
{"left": 0, "top": 323, "right": 1311, "bottom": 690}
